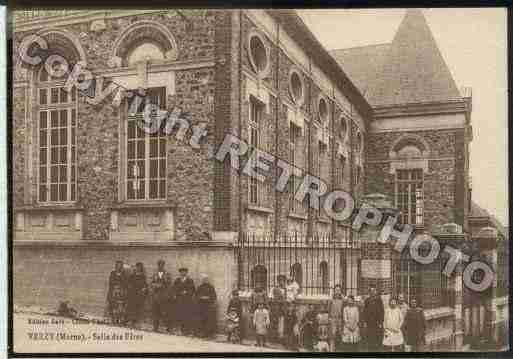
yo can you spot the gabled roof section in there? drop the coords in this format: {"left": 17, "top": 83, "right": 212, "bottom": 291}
{"left": 332, "top": 9, "right": 462, "bottom": 107}
{"left": 370, "top": 9, "right": 461, "bottom": 106}
{"left": 331, "top": 43, "right": 390, "bottom": 101}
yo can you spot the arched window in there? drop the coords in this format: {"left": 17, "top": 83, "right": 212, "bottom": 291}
{"left": 251, "top": 265, "right": 268, "bottom": 290}
{"left": 319, "top": 261, "right": 329, "bottom": 295}
{"left": 290, "top": 263, "right": 303, "bottom": 287}
{"left": 397, "top": 145, "right": 423, "bottom": 158}
{"left": 37, "top": 65, "right": 77, "bottom": 203}
{"left": 127, "top": 42, "right": 165, "bottom": 66}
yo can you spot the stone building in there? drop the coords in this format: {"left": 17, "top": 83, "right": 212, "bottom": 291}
{"left": 12, "top": 9, "right": 507, "bottom": 350}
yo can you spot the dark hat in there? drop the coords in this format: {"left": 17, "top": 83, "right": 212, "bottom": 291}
{"left": 178, "top": 267, "right": 188, "bottom": 273}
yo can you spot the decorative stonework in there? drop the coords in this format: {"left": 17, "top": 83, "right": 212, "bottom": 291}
{"left": 111, "top": 20, "right": 178, "bottom": 67}
{"left": 15, "top": 210, "right": 83, "bottom": 241}
{"left": 90, "top": 19, "right": 106, "bottom": 32}
{"left": 109, "top": 207, "right": 175, "bottom": 241}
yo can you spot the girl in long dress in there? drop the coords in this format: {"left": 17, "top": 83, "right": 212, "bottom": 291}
{"left": 253, "top": 302, "right": 270, "bottom": 347}
{"left": 342, "top": 295, "right": 360, "bottom": 351}
{"left": 383, "top": 297, "right": 404, "bottom": 351}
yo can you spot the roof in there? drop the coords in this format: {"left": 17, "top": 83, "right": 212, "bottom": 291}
{"left": 331, "top": 43, "right": 390, "bottom": 101}
{"left": 266, "top": 10, "right": 373, "bottom": 119}
{"left": 331, "top": 9, "right": 461, "bottom": 107}
{"left": 469, "top": 201, "right": 508, "bottom": 239}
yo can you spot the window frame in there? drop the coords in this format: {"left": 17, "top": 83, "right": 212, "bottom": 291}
{"left": 36, "top": 67, "right": 78, "bottom": 204}
{"left": 394, "top": 169, "right": 424, "bottom": 226}
{"left": 248, "top": 96, "right": 265, "bottom": 206}
{"left": 124, "top": 86, "right": 168, "bottom": 202}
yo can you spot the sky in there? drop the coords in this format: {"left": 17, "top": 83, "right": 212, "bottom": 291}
{"left": 299, "top": 8, "right": 508, "bottom": 226}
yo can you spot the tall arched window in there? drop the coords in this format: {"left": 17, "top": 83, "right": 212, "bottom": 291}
{"left": 37, "top": 65, "right": 77, "bottom": 202}
{"left": 290, "top": 263, "right": 303, "bottom": 287}
{"left": 251, "top": 265, "right": 268, "bottom": 290}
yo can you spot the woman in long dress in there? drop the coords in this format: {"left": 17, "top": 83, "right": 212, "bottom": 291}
{"left": 383, "top": 297, "right": 404, "bottom": 351}
{"left": 341, "top": 295, "right": 360, "bottom": 351}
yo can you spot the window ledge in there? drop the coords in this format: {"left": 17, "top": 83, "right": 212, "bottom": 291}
{"left": 109, "top": 201, "right": 176, "bottom": 211}
{"left": 288, "top": 212, "right": 307, "bottom": 220}
{"left": 15, "top": 204, "right": 84, "bottom": 212}
{"left": 246, "top": 205, "right": 273, "bottom": 214}
{"left": 317, "top": 216, "right": 331, "bottom": 224}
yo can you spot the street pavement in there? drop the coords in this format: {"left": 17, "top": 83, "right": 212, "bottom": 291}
{"left": 13, "top": 313, "right": 284, "bottom": 353}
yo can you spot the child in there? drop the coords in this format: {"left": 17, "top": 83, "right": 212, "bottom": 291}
{"left": 110, "top": 284, "right": 126, "bottom": 325}
{"left": 253, "top": 302, "right": 270, "bottom": 347}
{"left": 300, "top": 304, "right": 317, "bottom": 351}
{"left": 227, "top": 290, "right": 243, "bottom": 341}
{"left": 226, "top": 308, "right": 240, "bottom": 343}
{"left": 315, "top": 303, "right": 330, "bottom": 352}
{"left": 284, "top": 303, "right": 298, "bottom": 350}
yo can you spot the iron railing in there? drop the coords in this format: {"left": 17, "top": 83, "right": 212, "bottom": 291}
{"left": 392, "top": 252, "right": 450, "bottom": 309}
{"left": 236, "top": 232, "right": 360, "bottom": 297}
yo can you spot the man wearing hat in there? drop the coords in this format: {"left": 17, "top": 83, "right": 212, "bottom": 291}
{"left": 173, "top": 267, "right": 196, "bottom": 336}
{"left": 195, "top": 274, "right": 217, "bottom": 338}
{"left": 151, "top": 259, "right": 172, "bottom": 332}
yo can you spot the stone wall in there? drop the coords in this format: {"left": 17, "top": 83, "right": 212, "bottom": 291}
{"left": 366, "top": 128, "right": 466, "bottom": 231}
{"left": 13, "top": 241, "right": 237, "bottom": 329}
{"left": 13, "top": 11, "right": 218, "bottom": 241}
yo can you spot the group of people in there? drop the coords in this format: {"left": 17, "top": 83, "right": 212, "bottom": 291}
{"left": 105, "top": 259, "right": 218, "bottom": 338}
{"left": 226, "top": 275, "right": 427, "bottom": 352}
{"left": 107, "top": 263, "right": 426, "bottom": 351}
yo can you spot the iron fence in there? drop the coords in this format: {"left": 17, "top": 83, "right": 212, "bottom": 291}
{"left": 236, "top": 232, "right": 361, "bottom": 297}
{"left": 497, "top": 239, "right": 509, "bottom": 297}
{"left": 392, "top": 252, "right": 450, "bottom": 309}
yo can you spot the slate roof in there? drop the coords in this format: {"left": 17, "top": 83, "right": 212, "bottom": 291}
{"left": 331, "top": 9, "right": 462, "bottom": 107}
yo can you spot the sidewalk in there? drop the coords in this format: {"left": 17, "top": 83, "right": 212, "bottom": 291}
{"left": 13, "top": 312, "right": 285, "bottom": 353}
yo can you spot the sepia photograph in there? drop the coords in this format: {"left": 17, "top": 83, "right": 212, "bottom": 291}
{"left": 9, "top": 7, "right": 509, "bottom": 354}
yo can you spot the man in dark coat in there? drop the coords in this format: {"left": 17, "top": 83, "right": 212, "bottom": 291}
{"left": 151, "top": 259, "right": 172, "bottom": 332}
{"left": 173, "top": 267, "right": 196, "bottom": 336}
{"left": 401, "top": 298, "right": 426, "bottom": 352}
{"left": 270, "top": 275, "right": 287, "bottom": 343}
{"left": 362, "top": 285, "right": 384, "bottom": 351}
{"left": 126, "top": 262, "right": 148, "bottom": 328}
{"left": 196, "top": 274, "right": 217, "bottom": 338}
{"left": 106, "top": 260, "right": 129, "bottom": 324}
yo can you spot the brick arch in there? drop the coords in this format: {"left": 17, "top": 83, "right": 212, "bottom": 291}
{"left": 110, "top": 20, "right": 178, "bottom": 67}
{"left": 36, "top": 28, "right": 87, "bottom": 66}
{"left": 389, "top": 133, "right": 431, "bottom": 159}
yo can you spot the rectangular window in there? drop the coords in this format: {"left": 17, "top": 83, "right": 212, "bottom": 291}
{"left": 395, "top": 169, "right": 424, "bottom": 225}
{"left": 289, "top": 122, "right": 302, "bottom": 212}
{"left": 248, "top": 96, "right": 265, "bottom": 206}
{"left": 38, "top": 108, "right": 76, "bottom": 202}
{"left": 126, "top": 87, "right": 167, "bottom": 200}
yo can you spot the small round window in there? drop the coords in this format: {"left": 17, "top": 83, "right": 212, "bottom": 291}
{"left": 289, "top": 69, "right": 304, "bottom": 106}
{"left": 248, "top": 32, "right": 269, "bottom": 76}
{"left": 318, "top": 97, "right": 328, "bottom": 123}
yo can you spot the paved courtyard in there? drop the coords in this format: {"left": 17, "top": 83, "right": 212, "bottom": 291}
{"left": 13, "top": 313, "right": 283, "bottom": 353}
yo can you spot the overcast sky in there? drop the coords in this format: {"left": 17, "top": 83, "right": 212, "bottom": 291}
{"left": 299, "top": 8, "right": 508, "bottom": 226}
